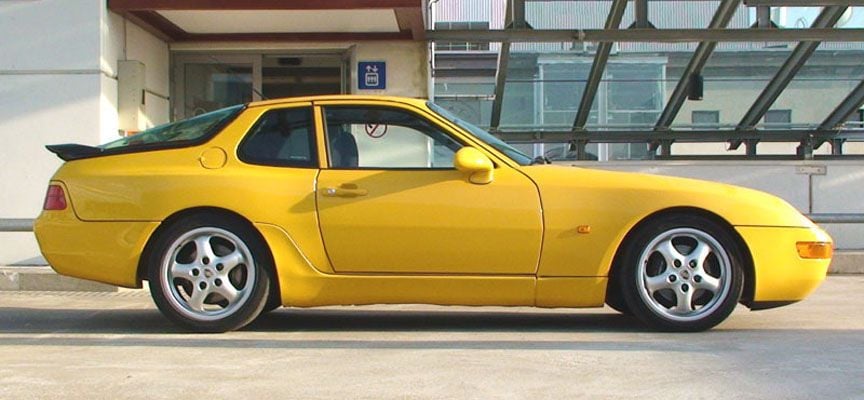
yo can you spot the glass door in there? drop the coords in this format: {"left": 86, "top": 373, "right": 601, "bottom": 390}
{"left": 173, "top": 54, "right": 262, "bottom": 119}
{"left": 173, "top": 52, "right": 349, "bottom": 120}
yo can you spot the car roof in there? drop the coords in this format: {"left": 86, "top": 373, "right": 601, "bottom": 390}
{"left": 247, "top": 95, "right": 430, "bottom": 109}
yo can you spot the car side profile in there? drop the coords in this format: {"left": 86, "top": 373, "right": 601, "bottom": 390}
{"left": 34, "top": 95, "right": 833, "bottom": 332}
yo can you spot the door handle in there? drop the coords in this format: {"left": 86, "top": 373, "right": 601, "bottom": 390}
{"left": 323, "top": 183, "right": 368, "bottom": 198}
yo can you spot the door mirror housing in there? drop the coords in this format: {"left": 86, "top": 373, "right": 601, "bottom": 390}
{"left": 454, "top": 147, "right": 494, "bottom": 184}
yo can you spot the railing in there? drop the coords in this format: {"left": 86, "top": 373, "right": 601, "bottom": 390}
{"left": 492, "top": 128, "right": 864, "bottom": 159}
{"left": 2, "top": 214, "right": 864, "bottom": 233}
{"left": 0, "top": 219, "right": 35, "bottom": 232}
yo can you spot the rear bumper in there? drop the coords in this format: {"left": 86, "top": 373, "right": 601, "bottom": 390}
{"left": 736, "top": 225, "right": 832, "bottom": 304}
{"left": 34, "top": 210, "right": 158, "bottom": 288}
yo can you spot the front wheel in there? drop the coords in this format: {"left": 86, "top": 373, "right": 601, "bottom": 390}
{"left": 147, "top": 215, "right": 271, "bottom": 332}
{"left": 617, "top": 214, "right": 744, "bottom": 332}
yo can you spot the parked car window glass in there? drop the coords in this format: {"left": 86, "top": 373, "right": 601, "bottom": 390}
{"left": 324, "top": 107, "right": 463, "bottom": 169}
{"left": 427, "top": 101, "right": 533, "bottom": 166}
{"left": 100, "top": 105, "right": 244, "bottom": 150}
{"left": 238, "top": 107, "right": 316, "bottom": 167}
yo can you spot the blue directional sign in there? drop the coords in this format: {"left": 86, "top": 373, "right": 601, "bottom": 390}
{"left": 358, "top": 61, "right": 386, "bottom": 90}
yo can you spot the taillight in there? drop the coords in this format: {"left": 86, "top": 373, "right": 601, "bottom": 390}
{"left": 43, "top": 184, "right": 67, "bottom": 210}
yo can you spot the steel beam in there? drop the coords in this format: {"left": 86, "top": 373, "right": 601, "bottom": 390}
{"left": 490, "top": 43, "right": 511, "bottom": 129}
{"left": 755, "top": 6, "right": 773, "bottom": 28}
{"left": 490, "top": 1, "right": 517, "bottom": 129}
{"left": 738, "top": 6, "right": 849, "bottom": 129}
{"left": 745, "top": 0, "right": 859, "bottom": 6}
{"left": 573, "top": 0, "right": 628, "bottom": 130}
{"left": 807, "top": 213, "right": 864, "bottom": 223}
{"left": 629, "top": 0, "right": 656, "bottom": 29}
{"left": 820, "top": 80, "right": 864, "bottom": 130}
{"left": 508, "top": 0, "right": 529, "bottom": 29}
{"left": 425, "top": 28, "right": 864, "bottom": 42}
{"left": 655, "top": 0, "right": 741, "bottom": 130}
{"left": 493, "top": 128, "right": 864, "bottom": 143}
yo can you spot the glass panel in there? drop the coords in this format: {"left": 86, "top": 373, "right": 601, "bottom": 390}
{"left": 501, "top": 51, "right": 539, "bottom": 129}
{"left": 261, "top": 55, "right": 342, "bottom": 98}
{"left": 434, "top": 21, "right": 491, "bottom": 51}
{"left": 433, "top": 81, "right": 495, "bottom": 127}
{"left": 773, "top": 43, "right": 864, "bottom": 130}
{"left": 184, "top": 63, "right": 253, "bottom": 118}
{"left": 324, "top": 107, "right": 463, "bottom": 169}
{"left": 539, "top": 60, "right": 593, "bottom": 129}
{"left": 101, "top": 105, "right": 243, "bottom": 150}
{"left": 238, "top": 107, "right": 316, "bottom": 167}
{"left": 669, "top": 46, "right": 796, "bottom": 130}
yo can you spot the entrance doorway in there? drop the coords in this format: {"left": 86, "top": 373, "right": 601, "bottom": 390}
{"left": 173, "top": 52, "right": 348, "bottom": 119}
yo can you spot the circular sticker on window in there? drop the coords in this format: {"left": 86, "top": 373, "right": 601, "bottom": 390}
{"left": 365, "top": 123, "right": 388, "bottom": 138}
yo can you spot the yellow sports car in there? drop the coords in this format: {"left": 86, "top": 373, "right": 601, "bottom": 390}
{"left": 34, "top": 95, "right": 833, "bottom": 332}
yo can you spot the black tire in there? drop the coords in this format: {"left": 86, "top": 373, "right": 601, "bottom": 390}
{"left": 605, "top": 283, "right": 632, "bottom": 315}
{"left": 616, "top": 214, "right": 744, "bottom": 332}
{"left": 261, "top": 293, "right": 282, "bottom": 314}
{"left": 146, "top": 213, "right": 271, "bottom": 333}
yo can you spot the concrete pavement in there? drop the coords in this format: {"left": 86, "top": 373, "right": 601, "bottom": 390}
{"left": 0, "top": 277, "right": 862, "bottom": 399}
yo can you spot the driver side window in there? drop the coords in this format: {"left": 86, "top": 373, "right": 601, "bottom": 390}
{"left": 323, "top": 106, "right": 463, "bottom": 169}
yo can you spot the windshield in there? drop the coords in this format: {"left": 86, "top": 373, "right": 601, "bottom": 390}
{"left": 427, "top": 102, "right": 533, "bottom": 166}
{"left": 100, "top": 105, "right": 244, "bottom": 150}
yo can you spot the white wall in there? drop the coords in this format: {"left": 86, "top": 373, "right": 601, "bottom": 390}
{"left": 102, "top": 10, "right": 171, "bottom": 138}
{"left": 0, "top": 2, "right": 169, "bottom": 264}
{"left": 350, "top": 41, "right": 429, "bottom": 98}
{"left": 0, "top": 0, "right": 104, "bottom": 264}
{"left": 575, "top": 160, "right": 864, "bottom": 249}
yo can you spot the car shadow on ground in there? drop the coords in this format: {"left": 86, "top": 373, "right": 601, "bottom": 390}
{"left": 0, "top": 306, "right": 643, "bottom": 335}
{"left": 252, "top": 308, "right": 643, "bottom": 333}
{"left": 1, "top": 306, "right": 861, "bottom": 352}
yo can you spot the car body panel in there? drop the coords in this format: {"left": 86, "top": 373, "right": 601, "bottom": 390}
{"left": 736, "top": 225, "right": 831, "bottom": 302}
{"left": 33, "top": 95, "right": 831, "bottom": 312}
{"left": 256, "top": 223, "right": 538, "bottom": 306}
{"left": 34, "top": 197, "right": 157, "bottom": 288}
{"left": 316, "top": 168, "right": 543, "bottom": 274}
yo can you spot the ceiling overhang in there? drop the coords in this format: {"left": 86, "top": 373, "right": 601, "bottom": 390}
{"left": 108, "top": 0, "right": 425, "bottom": 42}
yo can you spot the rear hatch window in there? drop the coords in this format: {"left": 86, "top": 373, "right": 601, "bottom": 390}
{"left": 101, "top": 105, "right": 244, "bottom": 150}
{"left": 47, "top": 105, "right": 245, "bottom": 161}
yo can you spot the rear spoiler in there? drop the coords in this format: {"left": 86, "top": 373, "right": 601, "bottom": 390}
{"left": 46, "top": 144, "right": 104, "bottom": 161}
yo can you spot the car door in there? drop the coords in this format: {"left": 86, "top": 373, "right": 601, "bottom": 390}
{"left": 314, "top": 100, "right": 543, "bottom": 275}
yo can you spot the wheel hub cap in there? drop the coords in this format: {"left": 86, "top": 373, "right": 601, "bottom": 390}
{"left": 160, "top": 227, "right": 256, "bottom": 321}
{"left": 636, "top": 227, "right": 732, "bottom": 322}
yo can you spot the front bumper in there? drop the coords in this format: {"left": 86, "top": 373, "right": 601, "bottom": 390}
{"left": 736, "top": 225, "right": 832, "bottom": 304}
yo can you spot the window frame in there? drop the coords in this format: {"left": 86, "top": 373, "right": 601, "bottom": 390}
{"left": 236, "top": 105, "right": 319, "bottom": 169}
{"left": 692, "top": 110, "right": 720, "bottom": 127}
{"left": 764, "top": 109, "right": 792, "bottom": 125}
{"left": 320, "top": 104, "right": 468, "bottom": 171}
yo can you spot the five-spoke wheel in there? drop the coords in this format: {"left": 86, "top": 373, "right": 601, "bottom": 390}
{"left": 147, "top": 214, "right": 271, "bottom": 332}
{"left": 616, "top": 214, "right": 744, "bottom": 331}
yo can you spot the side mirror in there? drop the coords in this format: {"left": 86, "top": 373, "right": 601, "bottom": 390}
{"left": 454, "top": 147, "right": 494, "bottom": 184}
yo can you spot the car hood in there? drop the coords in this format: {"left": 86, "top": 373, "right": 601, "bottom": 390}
{"left": 520, "top": 164, "right": 815, "bottom": 228}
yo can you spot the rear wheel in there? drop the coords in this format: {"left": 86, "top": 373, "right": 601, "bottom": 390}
{"left": 147, "top": 215, "right": 270, "bottom": 332}
{"left": 617, "top": 214, "right": 744, "bottom": 332}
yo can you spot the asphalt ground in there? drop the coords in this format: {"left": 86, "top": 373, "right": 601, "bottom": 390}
{"left": 0, "top": 277, "right": 862, "bottom": 399}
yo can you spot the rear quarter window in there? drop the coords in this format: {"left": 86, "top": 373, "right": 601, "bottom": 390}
{"left": 238, "top": 107, "right": 317, "bottom": 168}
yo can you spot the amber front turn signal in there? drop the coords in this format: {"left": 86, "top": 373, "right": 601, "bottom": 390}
{"left": 796, "top": 242, "right": 833, "bottom": 259}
